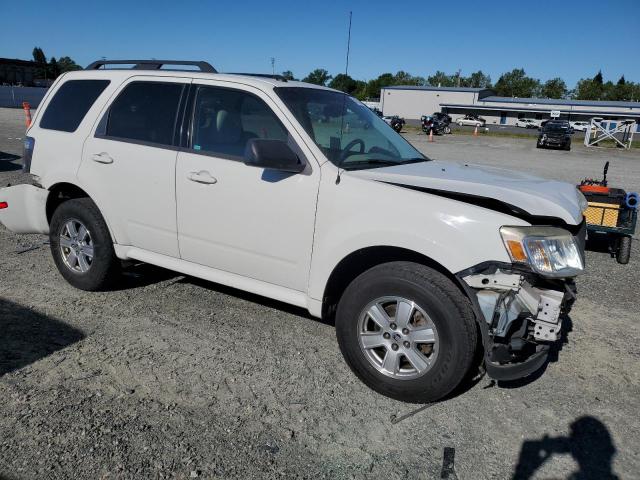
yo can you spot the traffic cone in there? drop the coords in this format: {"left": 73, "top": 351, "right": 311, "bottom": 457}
{"left": 429, "top": 128, "right": 434, "bottom": 142}
{"left": 473, "top": 124, "right": 478, "bottom": 137}
{"left": 22, "top": 102, "right": 32, "bottom": 128}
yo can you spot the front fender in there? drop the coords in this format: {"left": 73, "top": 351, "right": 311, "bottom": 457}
{"left": 307, "top": 167, "right": 528, "bottom": 301}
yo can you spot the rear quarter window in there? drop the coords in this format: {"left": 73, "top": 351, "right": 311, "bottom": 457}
{"left": 40, "top": 80, "right": 110, "bottom": 132}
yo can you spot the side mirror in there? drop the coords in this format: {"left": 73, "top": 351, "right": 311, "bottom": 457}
{"left": 243, "top": 139, "right": 304, "bottom": 173}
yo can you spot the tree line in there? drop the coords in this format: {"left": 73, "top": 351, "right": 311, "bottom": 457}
{"left": 280, "top": 68, "right": 640, "bottom": 102}
{"left": 31, "top": 47, "right": 81, "bottom": 81}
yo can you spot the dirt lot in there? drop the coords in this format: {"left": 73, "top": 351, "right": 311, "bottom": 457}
{"left": 1, "top": 107, "right": 639, "bottom": 479}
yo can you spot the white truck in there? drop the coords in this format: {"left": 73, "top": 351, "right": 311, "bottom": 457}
{"left": 0, "top": 60, "right": 587, "bottom": 403}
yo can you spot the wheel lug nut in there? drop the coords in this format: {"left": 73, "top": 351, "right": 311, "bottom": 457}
{"left": 391, "top": 343, "right": 399, "bottom": 351}
{"left": 390, "top": 323, "right": 397, "bottom": 330}
{"left": 383, "top": 332, "right": 390, "bottom": 339}
{"left": 402, "top": 328, "right": 409, "bottom": 335}
{"left": 403, "top": 341, "right": 410, "bottom": 348}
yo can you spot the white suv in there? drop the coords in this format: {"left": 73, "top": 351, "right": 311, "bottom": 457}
{"left": 0, "top": 60, "right": 588, "bottom": 403}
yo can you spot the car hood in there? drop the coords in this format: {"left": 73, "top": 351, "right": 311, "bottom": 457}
{"left": 348, "top": 160, "right": 583, "bottom": 225}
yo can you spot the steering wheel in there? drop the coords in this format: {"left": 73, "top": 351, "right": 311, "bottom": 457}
{"left": 339, "top": 138, "right": 366, "bottom": 162}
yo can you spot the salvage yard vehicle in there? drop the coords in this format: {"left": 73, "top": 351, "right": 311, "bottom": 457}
{"left": 515, "top": 118, "right": 540, "bottom": 129}
{"left": 537, "top": 121, "right": 572, "bottom": 150}
{"left": 457, "top": 114, "right": 486, "bottom": 127}
{"left": 382, "top": 114, "right": 405, "bottom": 133}
{"left": 0, "top": 59, "right": 588, "bottom": 403}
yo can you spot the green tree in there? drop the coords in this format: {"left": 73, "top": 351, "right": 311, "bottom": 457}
{"left": 575, "top": 78, "right": 602, "bottom": 100}
{"left": 541, "top": 77, "right": 567, "bottom": 99}
{"left": 461, "top": 70, "right": 492, "bottom": 88}
{"left": 57, "top": 56, "right": 82, "bottom": 73}
{"left": 302, "top": 68, "right": 332, "bottom": 86}
{"left": 48, "top": 57, "right": 61, "bottom": 79}
{"left": 427, "top": 70, "right": 456, "bottom": 87}
{"left": 32, "top": 47, "right": 48, "bottom": 79}
{"left": 593, "top": 70, "right": 603, "bottom": 85}
{"left": 494, "top": 68, "right": 541, "bottom": 97}
{"left": 393, "top": 71, "right": 425, "bottom": 86}
{"left": 617, "top": 75, "right": 626, "bottom": 85}
{"left": 281, "top": 70, "right": 295, "bottom": 81}
{"left": 328, "top": 73, "right": 358, "bottom": 94}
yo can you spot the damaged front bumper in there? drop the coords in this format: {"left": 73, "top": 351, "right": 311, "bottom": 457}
{"left": 459, "top": 265, "right": 576, "bottom": 381}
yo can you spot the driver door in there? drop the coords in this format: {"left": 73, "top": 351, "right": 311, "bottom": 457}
{"left": 175, "top": 82, "right": 320, "bottom": 292}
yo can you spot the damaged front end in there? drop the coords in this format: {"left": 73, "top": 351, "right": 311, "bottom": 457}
{"left": 457, "top": 222, "right": 585, "bottom": 381}
{"left": 461, "top": 266, "right": 576, "bottom": 381}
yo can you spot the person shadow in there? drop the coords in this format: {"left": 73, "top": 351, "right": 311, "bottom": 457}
{"left": 513, "top": 415, "right": 620, "bottom": 479}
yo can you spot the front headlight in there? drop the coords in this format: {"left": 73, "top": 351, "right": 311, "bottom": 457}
{"left": 500, "top": 226, "right": 584, "bottom": 277}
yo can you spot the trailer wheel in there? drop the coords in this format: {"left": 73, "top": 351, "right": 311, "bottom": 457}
{"left": 616, "top": 236, "right": 632, "bottom": 265}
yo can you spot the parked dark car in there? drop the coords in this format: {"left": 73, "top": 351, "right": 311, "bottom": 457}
{"left": 537, "top": 121, "right": 572, "bottom": 150}
{"left": 432, "top": 112, "right": 452, "bottom": 124}
{"left": 421, "top": 115, "right": 451, "bottom": 135}
{"left": 384, "top": 115, "right": 405, "bottom": 133}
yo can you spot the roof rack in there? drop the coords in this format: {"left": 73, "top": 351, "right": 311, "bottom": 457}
{"left": 228, "top": 73, "right": 288, "bottom": 82}
{"left": 85, "top": 59, "right": 217, "bottom": 73}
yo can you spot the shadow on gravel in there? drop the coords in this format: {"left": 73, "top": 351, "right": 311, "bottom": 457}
{"left": 0, "top": 152, "right": 21, "bottom": 172}
{"left": 513, "top": 415, "right": 620, "bottom": 479}
{"left": 180, "top": 276, "right": 334, "bottom": 326}
{"left": 0, "top": 298, "right": 85, "bottom": 376}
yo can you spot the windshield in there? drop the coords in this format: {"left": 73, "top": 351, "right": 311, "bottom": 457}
{"left": 275, "top": 87, "right": 428, "bottom": 170}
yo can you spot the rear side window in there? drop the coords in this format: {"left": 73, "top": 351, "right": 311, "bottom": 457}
{"left": 40, "top": 80, "right": 110, "bottom": 132}
{"left": 105, "top": 82, "right": 184, "bottom": 146}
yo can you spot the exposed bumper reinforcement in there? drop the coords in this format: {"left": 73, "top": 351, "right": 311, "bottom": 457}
{"left": 484, "top": 345, "right": 550, "bottom": 381}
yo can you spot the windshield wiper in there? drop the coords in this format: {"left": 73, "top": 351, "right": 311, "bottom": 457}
{"left": 342, "top": 158, "right": 428, "bottom": 170}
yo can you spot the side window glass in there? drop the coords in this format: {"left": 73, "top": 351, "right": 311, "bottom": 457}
{"left": 105, "top": 82, "right": 183, "bottom": 146}
{"left": 40, "top": 80, "right": 110, "bottom": 132}
{"left": 192, "top": 87, "right": 288, "bottom": 158}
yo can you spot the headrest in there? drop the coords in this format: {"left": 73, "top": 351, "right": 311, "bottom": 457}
{"left": 216, "top": 110, "right": 242, "bottom": 143}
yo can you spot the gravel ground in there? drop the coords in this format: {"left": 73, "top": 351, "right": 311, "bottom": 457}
{"left": 1, "top": 107, "right": 639, "bottom": 479}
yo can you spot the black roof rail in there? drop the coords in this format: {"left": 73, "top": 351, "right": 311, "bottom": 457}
{"left": 85, "top": 59, "right": 217, "bottom": 73}
{"left": 228, "top": 73, "right": 289, "bottom": 82}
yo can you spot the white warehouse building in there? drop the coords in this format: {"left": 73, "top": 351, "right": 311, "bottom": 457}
{"left": 379, "top": 85, "right": 640, "bottom": 131}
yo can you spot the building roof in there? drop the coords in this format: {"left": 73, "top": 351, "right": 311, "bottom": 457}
{"left": 440, "top": 103, "right": 640, "bottom": 118}
{"left": 382, "top": 85, "right": 492, "bottom": 93}
{"left": 0, "top": 58, "right": 39, "bottom": 67}
{"left": 480, "top": 95, "right": 640, "bottom": 109}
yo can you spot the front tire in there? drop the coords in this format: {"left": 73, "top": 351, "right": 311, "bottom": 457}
{"left": 335, "top": 262, "right": 477, "bottom": 403}
{"left": 49, "top": 198, "right": 120, "bottom": 291}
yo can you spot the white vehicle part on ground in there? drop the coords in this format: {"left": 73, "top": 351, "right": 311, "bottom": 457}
{"left": 464, "top": 270, "right": 564, "bottom": 342}
{"left": 0, "top": 184, "right": 49, "bottom": 234}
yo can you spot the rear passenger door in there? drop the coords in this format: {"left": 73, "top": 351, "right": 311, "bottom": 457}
{"left": 78, "top": 77, "right": 189, "bottom": 257}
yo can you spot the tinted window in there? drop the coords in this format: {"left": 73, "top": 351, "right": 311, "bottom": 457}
{"left": 106, "top": 82, "right": 184, "bottom": 146}
{"left": 191, "top": 86, "right": 288, "bottom": 158}
{"left": 40, "top": 80, "right": 110, "bottom": 132}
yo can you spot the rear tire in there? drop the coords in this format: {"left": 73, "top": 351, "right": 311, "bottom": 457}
{"left": 49, "top": 198, "right": 120, "bottom": 291}
{"left": 335, "top": 262, "right": 477, "bottom": 403}
{"left": 616, "top": 236, "right": 632, "bottom": 265}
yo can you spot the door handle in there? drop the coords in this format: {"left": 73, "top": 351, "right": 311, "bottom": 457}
{"left": 92, "top": 152, "right": 114, "bottom": 164}
{"left": 187, "top": 170, "right": 217, "bottom": 184}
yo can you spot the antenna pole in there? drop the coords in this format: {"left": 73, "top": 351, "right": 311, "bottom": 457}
{"left": 345, "top": 11, "right": 352, "bottom": 77}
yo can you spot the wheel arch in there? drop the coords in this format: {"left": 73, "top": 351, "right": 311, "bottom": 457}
{"left": 45, "top": 182, "right": 117, "bottom": 243}
{"left": 321, "top": 245, "right": 468, "bottom": 321}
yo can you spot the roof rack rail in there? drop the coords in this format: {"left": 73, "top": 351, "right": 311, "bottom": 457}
{"left": 228, "top": 73, "right": 289, "bottom": 82}
{"left": 85, "top": 59, "right": 217, "bottom": 73}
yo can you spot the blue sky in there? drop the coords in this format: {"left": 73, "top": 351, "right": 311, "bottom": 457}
{"left": 2, "top": 0, "right": 639, "bottom": 87}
